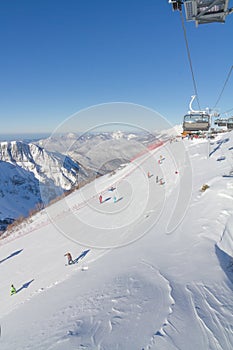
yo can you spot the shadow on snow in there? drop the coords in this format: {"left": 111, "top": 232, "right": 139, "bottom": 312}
{"left": 215, "top": 244, "right": 233, "bottom": 288}
{"left": 0, "top": 249, "right": 23, "bottom": 264}
{"left": 209, "top": 138, "right": 229, "bottom": 157}
{"left": 16, "top": 279, "right": 34, "bottom": 294}
{"left": 73, "top": 249, "right": 90, "bottom": 264}
{"left": 114, "top": 196, "right": 123, "bottom": 203}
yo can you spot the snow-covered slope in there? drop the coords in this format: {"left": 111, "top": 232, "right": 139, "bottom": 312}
{"left": 158, "top": 124, "right": 183, "bottom": 138}
{"left": 0, "top": 141, "right": 82, "bottom": 226}
{"left": 0, "top": 132, "right": 233, "bottom": 349}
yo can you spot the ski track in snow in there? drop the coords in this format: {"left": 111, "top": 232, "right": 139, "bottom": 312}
{"left": 0, "top": 142, "right": 164, "bottom": 246}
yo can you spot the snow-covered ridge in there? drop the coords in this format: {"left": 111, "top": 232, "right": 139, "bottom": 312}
{"left": 0, "top": 141, "right": 82, "bottom": 227}
{"left": 0, "top": 141, "right": 78, "bottom": 185}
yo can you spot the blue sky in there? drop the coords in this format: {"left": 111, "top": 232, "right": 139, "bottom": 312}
{"left": 0, "top": 0, "right": 233, "bottom": 133}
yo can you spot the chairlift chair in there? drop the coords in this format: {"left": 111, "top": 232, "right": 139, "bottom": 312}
{"left": 183, "top": 113, "right": 210, "bottom": 131}
{"left": 227, "top": 117, "right": 233, "bottom": 130}
{"left": 169, "top": 0, "right": 233, "bottom": 25}
{"left": 182, "top": 95, "right": 211, "bottom": 132}
{"left": 214, "top": 118, "right": 228, "bottom": 127}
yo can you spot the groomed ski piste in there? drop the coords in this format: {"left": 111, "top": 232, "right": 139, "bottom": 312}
{"left": 0, "top": 132, "right": 233, "bottom": 350}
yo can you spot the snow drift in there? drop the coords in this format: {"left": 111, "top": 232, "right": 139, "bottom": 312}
{"left": 219, "top": 215, "right": 233, "bottom": 258}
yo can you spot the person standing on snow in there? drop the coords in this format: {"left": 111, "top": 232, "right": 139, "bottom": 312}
{"left": 160, "top": 178, "right": 165, "bottom": 185}
{"left": 64, "top": 252, "right": 74, "bottom": 265}
{"left": 99, "top": 195, "right": 103, "bottom": 204}
{"left": 10, "top": 284, "right": 17, "bottom": 295}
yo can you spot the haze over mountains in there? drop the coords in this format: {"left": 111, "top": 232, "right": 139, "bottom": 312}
{"left": 37, "top": 130, "right": 161, "bottom": 173}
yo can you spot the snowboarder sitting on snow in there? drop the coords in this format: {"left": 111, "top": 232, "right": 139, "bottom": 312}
{"left": 10, "top": 284, "right": 17, "bottom": 295}
{"left": 64, "top": 252, "right": 74, "bottom": 265}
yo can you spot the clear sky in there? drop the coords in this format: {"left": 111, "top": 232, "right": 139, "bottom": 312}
{"left": 0, "top": 0, "right": 233, "bottom": 133}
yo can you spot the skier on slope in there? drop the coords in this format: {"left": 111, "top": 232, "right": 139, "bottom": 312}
{"left": 10, "top": 284, "right": 17, "bottom": 295}
{"left": 64, "top": 252, "right": 74, "bottom": 265}
{"left": 99, "top": 195, "right": 103, "bottom": 204}
{"left": 160, "top": 178, "right": 165, "bottom": 185}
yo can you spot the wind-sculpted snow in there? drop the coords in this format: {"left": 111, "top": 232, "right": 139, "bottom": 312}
{"left": 187, "top": 283, "right": 233, "bottom": 350}
{"left": 55, "top": 266, "right": 173, "bottom": 350}
{"left": 0, "top": 263, "right": 175, "bottom": 350}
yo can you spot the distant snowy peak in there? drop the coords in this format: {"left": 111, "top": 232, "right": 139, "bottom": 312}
{"left": 111, "top": 131, "right": 138, "bottom": 140}
{"left": 127, "top": 133, "right": 137, "bottom": 140}
{"left": 66, "top": 132, "right": 77, "bottom": 139}
{"left": 112, "top": 130, "right": 124, "bottom": 139}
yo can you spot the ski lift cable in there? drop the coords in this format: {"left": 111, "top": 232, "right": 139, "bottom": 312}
{"left": 179, "top": 9, "right": 201, "bottom": 110}
{"left": 221, "top": 106, "right": 233, "bottom": 115}
{"left": 212, "top": 65, "right": 233, "bottom": 109}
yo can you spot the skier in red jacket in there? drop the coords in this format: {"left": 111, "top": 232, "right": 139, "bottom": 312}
{"left": 64, "top": 252, "right": 74, "bottom": 265}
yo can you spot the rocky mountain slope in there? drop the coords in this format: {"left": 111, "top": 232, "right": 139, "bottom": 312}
{"left": 0, "top": 141, "right": 87, "bottom": 230}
